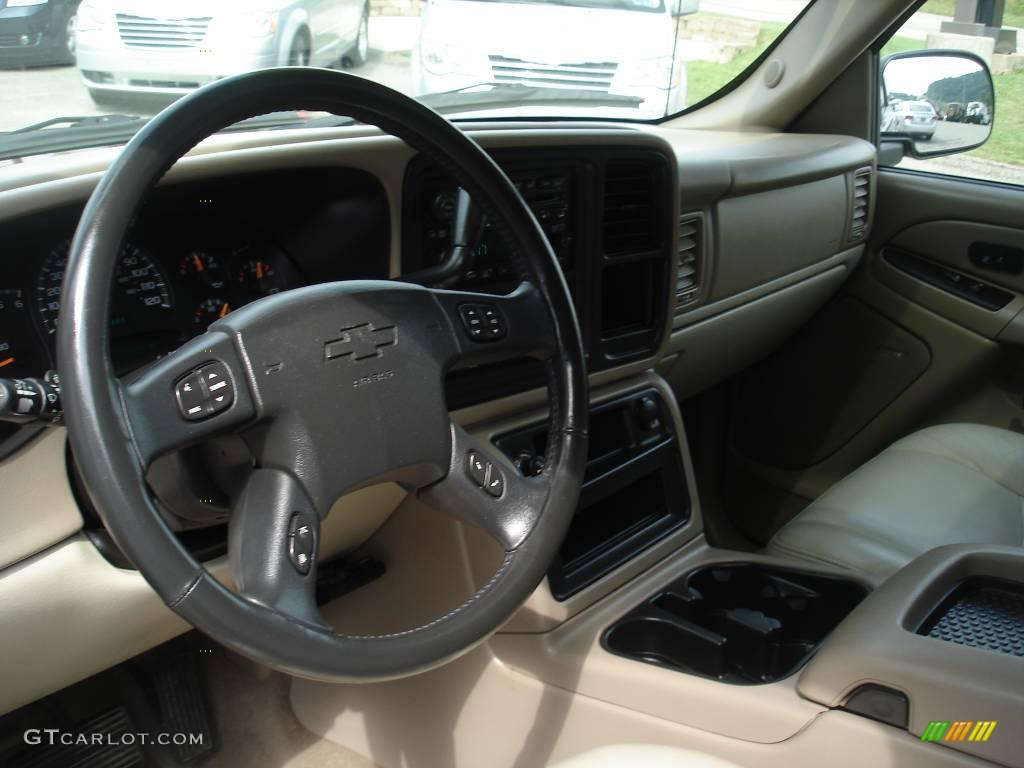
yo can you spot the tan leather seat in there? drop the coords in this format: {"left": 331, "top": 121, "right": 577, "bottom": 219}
{"left": 767, "top": 424, "right": 1024, "bottom": 581}
{"left": 550, "top": 745, "right": 743, "bottom": 767}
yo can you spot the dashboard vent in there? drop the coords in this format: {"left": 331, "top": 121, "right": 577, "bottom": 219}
{"left": 603, "top": 161, "right": 661, "bottom": 256}
{"left": 849, "top": 168, "right": 872, "bottom": 241}
{"left": 675, "top": 213, "right": 703, "bottom": 316}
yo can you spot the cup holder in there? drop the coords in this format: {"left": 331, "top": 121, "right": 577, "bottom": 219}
{"left": 602, "top": 562, "right": 867, "bottom": 684}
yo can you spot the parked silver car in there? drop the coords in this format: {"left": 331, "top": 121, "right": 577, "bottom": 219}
{"left": 74, "top": 0, "right": 368, "bottom": 106}
{"left": 890, "top": 99, "right": 937, "bottom": 140}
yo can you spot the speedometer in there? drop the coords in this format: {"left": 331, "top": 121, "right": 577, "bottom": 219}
{"left": 36, "top": 241, "right": 173, "bottom": 336}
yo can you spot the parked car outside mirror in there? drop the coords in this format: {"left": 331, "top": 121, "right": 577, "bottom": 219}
{"left": 880, "top": 49, "right": 995, "bottom": 160}
{"left": 411, "top": 0, "right": 697, "bottom": 120}
{"left": 890, "top": 99, "right": 939, "bottom": 141}
{"left": 965, "top": 99, "right": 991, "bottom": 125}
{"left": 74, "top": 0, "right": 369, "bottom": 108}
{"left": 0, "top": 0, "right": 80, "bottom": 67}
{"left": 671, "top": 0, "right": 699, "bottom": 17}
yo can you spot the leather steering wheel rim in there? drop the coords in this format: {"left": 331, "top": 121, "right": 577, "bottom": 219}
{"left": 60, "top": 68, "right": 588, "bottom": 681}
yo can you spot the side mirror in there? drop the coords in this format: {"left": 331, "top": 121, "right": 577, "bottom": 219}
{"left": 672, "top": 0, "right": 699, "bottom": 17}
{"left": 880, "top": 49, "right": 994, "bottom": 160}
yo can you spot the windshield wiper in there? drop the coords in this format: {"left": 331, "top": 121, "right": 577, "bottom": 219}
{"left": 419, "top": 83, "right": 643, "bottom": 115}
{"left": 8, "top": 114, "right": 146, "bottom": 135}
{"left": 0, "top": 113, "right": 151, "bottom": 162}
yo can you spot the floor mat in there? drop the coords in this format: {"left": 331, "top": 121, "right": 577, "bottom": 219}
{"left": 0, "top": 632, "right": 377, "bottom": 768}
{"left": 0, "top": 639, "right": 215, "bottom": 768}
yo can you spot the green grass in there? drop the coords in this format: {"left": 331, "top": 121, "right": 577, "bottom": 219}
{"left": 684, "top": 20, "right": 785, "bottom": 106}
{"left": 974, "top": 69, "right": 1024, "bottom": 165}
{"left": 880, "top": 35, "right": 923, "bottom": 57}
{"left": 923, "top": 0, "right": 1024, "bottom": 28}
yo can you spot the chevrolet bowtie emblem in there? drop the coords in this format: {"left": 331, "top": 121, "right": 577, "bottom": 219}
{"left": 325, "top": 323, "right": 396, "bottom": 362}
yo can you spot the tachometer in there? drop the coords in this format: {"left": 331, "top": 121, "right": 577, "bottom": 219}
{"left": 36, "top": 241, "right": 173, "bottom": 336}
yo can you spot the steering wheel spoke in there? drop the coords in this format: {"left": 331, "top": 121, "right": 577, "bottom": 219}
{"left": 431, "top": 281, "right": 557, "bottom": 369}
{"left": 228, "top": 468, "right": 329, "bottom": 630}
{"left": 120, "top": 330, "right": 257, "bottom": 466}
{"left": 419, "top": 422, "right": 551, "bottom": 551}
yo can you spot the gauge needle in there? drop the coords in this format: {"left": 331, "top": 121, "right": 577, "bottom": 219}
{"left": 218, "top": 302, "right": 230, "bottom": 318}
{"left": 256, "top": 261, "right": 264, "bottom": 280}
{"left": 0, "top": 357, "right": 13, "bottom": 369}
{"left": 192, "top": 253, "right": 205, "bottom": 273}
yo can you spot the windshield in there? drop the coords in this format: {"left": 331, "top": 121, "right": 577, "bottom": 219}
{"left": 0, "top": 0, "right": 811, "bottom": 159}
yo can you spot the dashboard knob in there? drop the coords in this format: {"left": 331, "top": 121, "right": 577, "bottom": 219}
{"left": 636, "top": 396, "right": 661, "bottom": 432}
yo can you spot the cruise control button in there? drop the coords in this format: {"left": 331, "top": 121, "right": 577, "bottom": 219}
{"left": 484, "top": 465, "right": 505, "bottom": 498}
{"left": 198, "top": 361, "right": 234, "bottom": 414}
{"left": 200, "top": 362, "right": 231, "bottom": 393}
{"left": 459, "top": 303, "right": 506, "bottom": 342}
{"left": 208, "top": 390, "right": 233, "bottom": 414}
{"left": 287, "top": 512, "right": 315, "bottom": 575}
{"left": 175, "top": 373, "right": 206, "bottom": 420}
{"left": 175, "top": 361, "right": 235, "bottom": 421}
{"left": 467, "top": 451, "right": 489, "bottom": 487}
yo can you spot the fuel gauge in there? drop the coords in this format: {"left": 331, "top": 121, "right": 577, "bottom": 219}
{"left": 193, "top": 297, "right": 232, "bottom": 329}
{"left": 234, "top": 254, "right": 286, "bottom": 303}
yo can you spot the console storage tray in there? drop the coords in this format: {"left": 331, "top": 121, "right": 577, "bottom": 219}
{"left": 918, "top": 577, "right": 1024, "bottom": 657}
{"left": 603, "top": 563, "right": 866, "bottom": 684}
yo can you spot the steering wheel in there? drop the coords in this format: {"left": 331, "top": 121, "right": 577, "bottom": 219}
{"left": 59, "top": 69, "right": 588, "bottom": 681}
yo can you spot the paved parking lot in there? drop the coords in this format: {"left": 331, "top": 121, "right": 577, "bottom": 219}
{"left": 0, "top": 64, "right": 97, "bottom": 131}
{"left": 926, "top": 120, "right": 990, "bottom": 152}
{"left": 0, "top": 51, "right": 411, "bottom": 132}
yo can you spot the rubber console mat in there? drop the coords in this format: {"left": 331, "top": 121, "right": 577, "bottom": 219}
{"left": 922, "top": 578, "right": 1024, "bottom": 657}
{"left": 0, "top": 634, "right": 217, "bottom": 768}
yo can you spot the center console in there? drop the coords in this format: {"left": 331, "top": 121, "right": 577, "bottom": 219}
{"left": 603, "top": 563, "right": 866, "bottom": 685}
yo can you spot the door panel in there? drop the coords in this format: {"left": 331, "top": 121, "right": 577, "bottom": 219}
{"left": 871, "top": 242, "right": 1024, "bottom": 340}
{"left": 889, "top": 221, "right": 1024, "bottom": 296}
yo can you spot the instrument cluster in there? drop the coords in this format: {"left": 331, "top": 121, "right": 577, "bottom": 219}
{"left": 1, "top": 233, "right": 298, "bottom": 379}
{"left": 0, "top": 166, "right": 391, "bottom": 384}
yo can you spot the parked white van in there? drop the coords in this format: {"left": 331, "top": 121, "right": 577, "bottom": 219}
{"left": 74, "top": 0, "right": 369, "bottom": 106}
{"left": 412, "top": 0, "right": 697, "bottom": 120}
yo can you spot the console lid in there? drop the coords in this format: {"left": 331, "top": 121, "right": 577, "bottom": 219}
{"left": 799, "top": 545, "right": 1024, "bottom": 767}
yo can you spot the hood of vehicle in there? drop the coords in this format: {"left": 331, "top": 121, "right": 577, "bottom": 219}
{"left": 421, "top": 0, "right": 674, "bottom": 62}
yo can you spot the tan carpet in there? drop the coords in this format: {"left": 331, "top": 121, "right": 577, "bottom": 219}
{"left": 202, "top": 645, "right": 378, "bottom": 768}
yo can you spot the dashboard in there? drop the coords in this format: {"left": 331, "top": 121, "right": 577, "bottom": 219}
{"left": 0, "top": 166, "right": 389, "bottom": 381}
{"left": 0, "top": 146, "right": 677, "bottom": 414}
{"left": 0, "top": 124, "right": 876, "bottom": 718}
